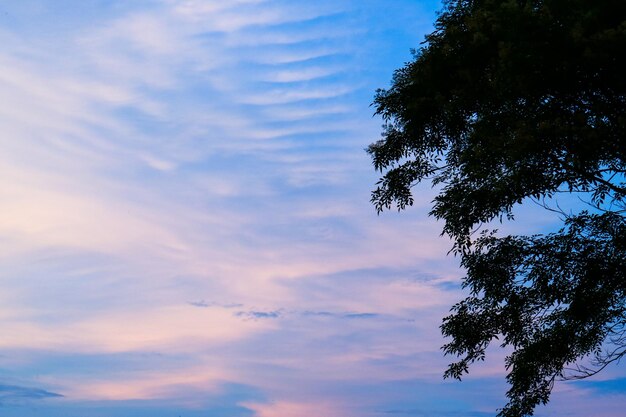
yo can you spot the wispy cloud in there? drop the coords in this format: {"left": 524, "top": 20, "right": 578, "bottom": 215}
{"left": 0, "top": 384, "right": 63, "bottom": 403}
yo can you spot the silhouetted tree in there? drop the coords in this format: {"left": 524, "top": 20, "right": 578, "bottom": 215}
{"left": 368, "top": 1, "right": 626, "bottom": 416}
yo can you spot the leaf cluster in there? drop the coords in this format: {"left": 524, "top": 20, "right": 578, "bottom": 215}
{"left": 369, "top": 1, "right": 626, "bottom": 415}
{"left": 442, "top": 213, "right": 626, "bottom": 416}
{"left": 369, "top": 0, "right": 626, "bottom": 249}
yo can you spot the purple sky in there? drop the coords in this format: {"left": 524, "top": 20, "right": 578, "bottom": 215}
{"left": 0, "top": 1, "right": 624, "bottom": 416}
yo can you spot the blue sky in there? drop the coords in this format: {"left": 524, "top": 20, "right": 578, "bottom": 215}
{"left": 0, "top": 1, "right": 624, "bottom": 416}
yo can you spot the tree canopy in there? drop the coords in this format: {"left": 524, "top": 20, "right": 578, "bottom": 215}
{"left": 368, "top": 1, "right": 626, "bottom": 416}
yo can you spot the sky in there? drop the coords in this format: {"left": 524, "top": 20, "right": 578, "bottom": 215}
{"left": 0, "top": 1, "right": 624, "bottom": 416}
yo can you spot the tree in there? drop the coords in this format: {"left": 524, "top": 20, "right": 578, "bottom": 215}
{"left": 368, "top": 1, "right": 626, "bottom": 416}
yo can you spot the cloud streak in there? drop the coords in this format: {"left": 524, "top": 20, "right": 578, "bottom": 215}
{"left": 0, "top": 384, "right": 63, "bottom": 403}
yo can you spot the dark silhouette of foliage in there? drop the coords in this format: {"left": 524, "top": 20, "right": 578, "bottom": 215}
{"left": 368, "top": 1, "right": 626, "bottom": 415}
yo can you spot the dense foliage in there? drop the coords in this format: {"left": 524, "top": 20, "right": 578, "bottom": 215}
{"left": 369, "top": 1, "right": 626, "bottom": 415}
